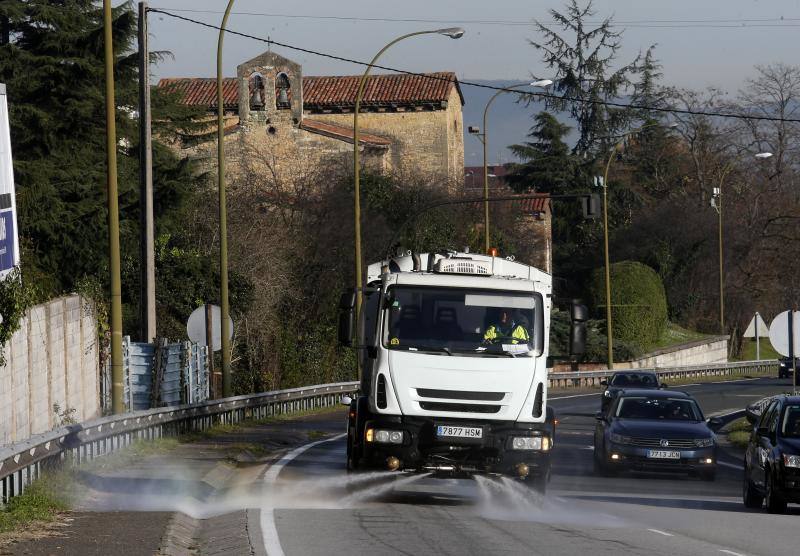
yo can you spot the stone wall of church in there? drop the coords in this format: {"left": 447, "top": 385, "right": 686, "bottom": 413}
{"left": 308, "top": 87, "right": 464, "bottom": 188}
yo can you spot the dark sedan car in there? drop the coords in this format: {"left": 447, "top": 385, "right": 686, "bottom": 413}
{"left": 594, "top": 389, "right": 719, "bottom": 480}
{"left": 743, "top": 395, "right": 800, "bottom": 513}
{"left": 778, "top": 357, "right": 800, "bottom": 379}
{"left": 600, "top": 371, "right": 664, "bottom": 411}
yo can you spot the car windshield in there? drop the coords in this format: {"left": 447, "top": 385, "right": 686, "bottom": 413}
{"left": 781, "top": 405, "right": 800, "bottom": 437}
{"left": 616, "top": 396, "right": 702, "bottom": 421}
{"left": 610, "top": 373, "right": 658, "bottom": 387}
{"left": 383, "top": 286, "right": 537, "bottom": 356}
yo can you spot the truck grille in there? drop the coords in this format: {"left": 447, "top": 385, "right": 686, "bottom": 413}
{"left": 416, "top": 388, "right": 505, "bottom": 402}
{"left": 628, "top": 437, "right": 697, "bottom": 449}
{"left": 419, "top": 402, "right": 501, "bottom": 413}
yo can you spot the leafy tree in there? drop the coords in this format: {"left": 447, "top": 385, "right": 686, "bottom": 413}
{"left": 529, "top": 0, "right": 641, "bottom": 155}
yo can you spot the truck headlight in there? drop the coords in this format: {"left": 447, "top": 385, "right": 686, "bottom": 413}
{"left": 610, "top": 433, "right": 631, "bottom": 445}
{"left": 694, "top": 437, "right": 715, "bottom": 448}
{"left": 783, "top": 454, "right": 800, "bottom": 468}
{"left": 366, "top": 428, "right": 404, "bottom": 444}
{"left": 511, "top": 436, "right": 550, "bottom": 451}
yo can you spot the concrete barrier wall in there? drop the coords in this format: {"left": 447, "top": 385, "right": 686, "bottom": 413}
{"left": 0, "top": 295, "right": 99, "bottom": 446}
{"left": 625, "top": 336, "right": 729, "bottom": 369}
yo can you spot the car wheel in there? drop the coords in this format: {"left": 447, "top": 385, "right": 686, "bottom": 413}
{"left": 742, "top": 468, "right": 764, "bottom": 509}
{"left": 594, "top": 448, "right": 616, "bottom": 477}
{"left": 765, "top": 471, "right": 787, "bottom": 514}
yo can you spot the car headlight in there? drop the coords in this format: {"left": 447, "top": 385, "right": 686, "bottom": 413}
{"left": 610, "top": 433, "right": 631, "bottom": 444}
{"left": 603, "top": 390, "right": 612, "bottom": 398}
{"left": 511, "top": 436, "right": 550, "bottom": 451}
{"left": 694, "top": 437, "right": 715, "bottom": 448}
{"left": 366, "top": 428, "right": 404, "bottom": 444}
{"left": 780, "top": 362, "right": 788, "bottom": 368}
{"left": 783, "top": 454, "right": 800, "bottom": 468}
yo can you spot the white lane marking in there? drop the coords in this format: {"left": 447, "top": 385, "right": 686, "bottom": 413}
{"left": 261, "top": 433, "right": 346, "bottom": 556}
{"left": 550, "top": 392, "right": 598, "bottom": 400}
{"left": 647, "top": 528, "right": 674, "bottom": 537}
{"left": 717, "top": 460, "right": 744, "bottom": 471}
{"left": 719, "top": 550, "right": 748, "bottom": 556}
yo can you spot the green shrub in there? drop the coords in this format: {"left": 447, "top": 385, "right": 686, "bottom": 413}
{"left": 590, "top": 261, "right": 668, "bottom": 352}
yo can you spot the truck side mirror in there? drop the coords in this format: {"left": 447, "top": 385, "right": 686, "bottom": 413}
{"left": 338, "top": 290, "right": 356, "bottom": 347}
{"left": 569, "top": 300, "right": 588, "bottom": 357}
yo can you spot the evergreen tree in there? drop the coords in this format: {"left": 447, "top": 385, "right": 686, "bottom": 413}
{"left": 529, "top": 0, "right": 640, "bottom": 155}
{"left": 504, "top": 112, "right": 575, "bottom": 194}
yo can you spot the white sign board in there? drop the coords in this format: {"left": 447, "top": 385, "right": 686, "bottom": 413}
{"left": 0, "top": 84, "right": 20, "bottom": 279}
{"left": 186, "top": 304, "right": 233, "bottom": 352}
{"left": 743, "top": 313, "right": 770, "bottom": 338}
{"left": 769, "top": 310, "right": 800, "bottom": 357}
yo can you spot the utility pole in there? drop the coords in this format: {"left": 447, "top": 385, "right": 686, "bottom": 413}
{"left": 103, "top": 0, "right": 124, "bottom": 414}
{"left": 138, "top": 1, "right": 156, "bottom": 343}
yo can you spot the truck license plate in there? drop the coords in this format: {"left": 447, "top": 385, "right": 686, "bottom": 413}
{"left": 436, "top": 426, "right": 483, "bottom": 439}
{"left": 647, "top": 450, "right": 680, "bottom": 459}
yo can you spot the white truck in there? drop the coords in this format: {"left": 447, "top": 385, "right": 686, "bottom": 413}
{"left": 339, "top": 250, "right": 587, "bottom": 492}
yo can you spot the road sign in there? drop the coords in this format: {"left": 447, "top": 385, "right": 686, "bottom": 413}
{"left": 768, "top": 310, "right": 800, "bottom": 357}
{"left": 744, "top": 313, "right": 769, "bottom": 338}
{"left": 0, "top": 84, "right": 21, "bottom": 280}
{"left": 186, "top": 304, "right": 233, "bottom": 352}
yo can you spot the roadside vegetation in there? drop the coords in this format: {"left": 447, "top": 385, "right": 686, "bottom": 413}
{"left": 0, "top": 473, "right": 70, "bottom": 535}
{"left": 725, "top": 418, "right": 754, "bottom": 449}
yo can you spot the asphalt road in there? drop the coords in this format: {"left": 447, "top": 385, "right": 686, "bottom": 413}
{"left": 261, "top": 377, "right": 796, "bottom": 556}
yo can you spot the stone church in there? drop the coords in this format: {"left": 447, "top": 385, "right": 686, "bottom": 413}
{"left": 158, "top": 51, "right": 465, "bottom": 184}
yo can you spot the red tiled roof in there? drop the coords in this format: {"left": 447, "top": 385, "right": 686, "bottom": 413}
{"left": 157, "top": 72, "right": 463, "bottom": 110}
{"left": 302, "top": 72, "right": 462, "bottom": 108}
{"left": 467, "top": 195, "right": 549, "bottom": 214}
{"left": 158, "top": 78, "right": 239, "bottom": 110}
{"left": 300, "top": 119, "right": 391, "bottom": 147}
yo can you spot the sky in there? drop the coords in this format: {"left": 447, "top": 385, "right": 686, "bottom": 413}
{"left": 142, "top": 0, "right": 800, "bottom": 164}
{"left": 145, "top": 0, "right": 800, "bottom": 91}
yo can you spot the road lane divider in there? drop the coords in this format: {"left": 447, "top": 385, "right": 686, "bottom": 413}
{"left": 260, "top": 433, "right": 346, "bottom": 556}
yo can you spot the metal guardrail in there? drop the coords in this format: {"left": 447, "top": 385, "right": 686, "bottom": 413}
{"left": 0, "top": 381, "right": 358, "bottom": 506}
{"left": 547, "top": 359, "right": 778, "bottom": 388}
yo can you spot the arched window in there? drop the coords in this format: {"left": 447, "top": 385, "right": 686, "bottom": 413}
{"left": 249, "top": 73, "right": 265, "bottom": 110}
{"left": 276, "top": 72, "right": 291, "bottom": 109}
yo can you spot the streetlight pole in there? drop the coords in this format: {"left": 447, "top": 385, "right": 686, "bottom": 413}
{"left": 472, "top": 80, "right": 552, "bottom": 253}
{"left": 601, "top": 122, "right": 676, "bottom": 369}
{"left": 103, "top": 0, "right": 124, "bottom": 413}
{"left": 216, "top": 0, "right": 235, "bottom": 397}
{"left": 711, "top": 151, "right": 772, "bottom": 335}
{"left": 352, "top": 28, "right": 463, "bottom": 331}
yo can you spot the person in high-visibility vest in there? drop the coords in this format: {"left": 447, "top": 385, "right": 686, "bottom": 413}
{"left": 483, "top": 309, "right": 530, "bottom": 344}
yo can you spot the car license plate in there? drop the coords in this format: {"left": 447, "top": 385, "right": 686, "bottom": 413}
{"left": 436, "top": 425, "right": 483, "bottom": 439}
{"left": 647, "top": 450, "right": 680, "bottom": 459}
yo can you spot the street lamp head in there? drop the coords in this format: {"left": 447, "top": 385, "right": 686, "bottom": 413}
{"left": 436, "top": 27, "right": 465, "bottom": 39}
{"left": 530, "top": 79, "right": 553, "bottom": 88}
{"left": 468, "top": 125, "right": 481, "bottom": 135}
{"left": 755, "top": 152, "right": 773, "bottom": 159}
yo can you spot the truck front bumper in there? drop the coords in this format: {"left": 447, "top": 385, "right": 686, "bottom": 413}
{"left": 359, "top": 416, "right": 552, "bottom": 478}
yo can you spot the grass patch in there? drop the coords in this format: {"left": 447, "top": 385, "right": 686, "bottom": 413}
{"left": 725, "top": 418, "right": 754, "bottom": 449}
{"left": 650, "top": 322, "right": 710, "bottom": 351}
{"left": 0, "top": 473, "right": 70, "bottom": 534}
{"left": 736, "top": 339, "right": 780, "bottom": 361}
{"left": 307, "top": 430, "right": 330, "bottom": 441}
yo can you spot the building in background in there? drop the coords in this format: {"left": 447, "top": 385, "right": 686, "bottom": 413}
{"left": 159, "top": 51, "right": 465, "bottom": 186}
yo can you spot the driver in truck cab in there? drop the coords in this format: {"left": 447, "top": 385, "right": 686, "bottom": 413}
{"left": 483, "top": 308, "right": 530, "bottom": 344}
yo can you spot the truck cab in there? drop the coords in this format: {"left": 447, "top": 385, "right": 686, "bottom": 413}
{"left": 339, "top": 251, "right": 586, "bottom": 491}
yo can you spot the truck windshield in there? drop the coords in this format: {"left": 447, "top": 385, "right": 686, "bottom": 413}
{"left": 383, "top": 286, "right": 536, "bottom": 355}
